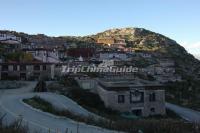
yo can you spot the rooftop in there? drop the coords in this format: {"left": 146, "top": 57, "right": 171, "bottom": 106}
{"left": 98, "top": 78, "right": 163, "bottom": 91}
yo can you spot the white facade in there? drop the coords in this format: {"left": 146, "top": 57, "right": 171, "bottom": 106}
{"left": 99, "top": 52, "right": 127, "bottom": 61}
{"left": 98, "top": 60, "right": 115, "bottom": 67}
{"left": 25, "top": 49, "right": 61, "bottom": 63}
{"left": 0, "top": 33, "right": 21, "bottom": 44}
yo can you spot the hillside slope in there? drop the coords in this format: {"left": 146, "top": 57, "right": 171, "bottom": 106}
{"left": 90, "top": 28, "right": 200, "bottom": 78}
{"left": 1, "top": 28, "right": 200, "bottom": 78}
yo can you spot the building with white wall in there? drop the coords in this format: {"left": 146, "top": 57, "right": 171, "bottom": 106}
{"left": 24, "top": 48, "right": 61, "bottom": 63}
{"left": 0, "top": 33, "right": 21, "bottom": 44}
{"left": 98, "top": 51, "right": 128, "bottom": 61}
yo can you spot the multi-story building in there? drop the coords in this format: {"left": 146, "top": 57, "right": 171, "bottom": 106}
{"left": 97, "top": 78, "right": 166, "bottom": 117}
{"left": 111, "top": 38, "right": 126, "bottom": 49}
{"left": 0, "top": 62, "right": 55, "bottom": 80}
{"left": 97, "top": 37, "right": 126, "bottom": 49}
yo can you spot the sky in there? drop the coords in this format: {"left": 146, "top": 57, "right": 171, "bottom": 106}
{"left": 0, "top": 0, "right": 200, "bottom": 59}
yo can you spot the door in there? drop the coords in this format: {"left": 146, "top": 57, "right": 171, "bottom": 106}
{"left": 20, "top": 73, "right": 26, "bottom": 80}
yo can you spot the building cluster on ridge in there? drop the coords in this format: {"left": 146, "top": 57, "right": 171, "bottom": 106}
{"left": 0, "top": 32, "right": 184, "bottom": 117}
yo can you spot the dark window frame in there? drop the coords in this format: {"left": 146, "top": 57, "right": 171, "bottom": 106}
{"left": 43, "top": 65, "right": 46, "bottom": 70}
{"left": 150, "top": 107, "right": 155, "bottom": 113}
{"left": 149, "top": 93, "right": 156, "bottom": 102}
{"left": 13, "top": 65, "right": 18, "bottom": 71}
{"left": 34, "top": 65, "right": 40, "bottom": 71}
{"left": 118, "top": 95, "right": 125, "bottom": 103}
{"left": 2, "top": 65, "right": 8, "bottom": 71}
{"left": 20, "top": 65, "right": 26, "bottom": 71}
{"left": 130, "top": 90, "right": 144, "bottom": 103}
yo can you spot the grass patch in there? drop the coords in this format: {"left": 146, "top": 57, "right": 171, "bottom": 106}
{"left": 48, "top": 78, "right": 120, "bottom": 119}
{"left": 165, "top": 80, "right": 200, "bottom": 111}
{"left": 0, "top": 114, "right": 29, "bottom": 133}
{"left": 23, "top": 96, "right": 123, "bottom": 131}
{"left": 23, "top": 96, "right": 54, "bottom": 113}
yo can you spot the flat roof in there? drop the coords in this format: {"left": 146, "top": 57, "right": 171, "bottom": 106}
{"left": 98, "top": 78, "right": 164, "bottom": 91}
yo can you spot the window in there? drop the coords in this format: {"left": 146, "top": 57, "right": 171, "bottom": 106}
{"left": 34, "top": 65, "right": 40, "bottom": 71}
{"left": 43, "top": 65, "right": 46, "bottom": 70}
{"left": 20, "top": 65, "right": 26, "bottom": 71}
{"left": 13, "top": 65, "right": 18, "bottom": 71}
{"left": 20, "top": 73, "right": 26, "bottom": 80}
{"left": 118, "top": 95, "right": 125, "bottom": 103}
{"left": 33, "top": 72, "right": 40, "bottom": 79}
{"left": 149, "top": 93, "right": 156, "bottom": 102}
{"left": 2, "top": 65, "right": 8, "bottom": 71}
{"left": 130, "top": 90, "right": 144, "bottom": 103}
{"left": 150, "top": 108, "right": 155, "bottom": 113}
{"left": 1, "top": 72, "right": 8, "bottom": 80}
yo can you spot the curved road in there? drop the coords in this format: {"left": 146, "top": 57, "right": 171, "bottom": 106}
{"left": 0, "top": 82, "right": 121, "bottom": 133}
{"left": 166, "top": 103, "right": 200, "bottom": 123}
{"left": 2, "top": 82, "right": 200, "bottom": 132}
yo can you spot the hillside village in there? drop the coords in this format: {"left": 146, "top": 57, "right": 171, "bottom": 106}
{"left": 0, "top": 28, "right": 200, "bottom": 125}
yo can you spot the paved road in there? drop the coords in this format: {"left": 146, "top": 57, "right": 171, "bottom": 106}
{"left": 0, "top": 82, "right": 121, "bottom": 133}
{"left": 166, "top": 103, "right": 200, "bottom": 123}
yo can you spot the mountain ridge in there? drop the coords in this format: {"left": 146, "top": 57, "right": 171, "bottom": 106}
{"left": 1, "top": 27, "right": 200, "bottom": 78}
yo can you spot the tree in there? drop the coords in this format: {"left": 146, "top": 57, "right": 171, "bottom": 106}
{"left": 34, "top": 80, "right": 47, "bottom": 92}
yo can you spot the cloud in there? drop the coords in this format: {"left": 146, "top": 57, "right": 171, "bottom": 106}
{"left": 183, "top": 42, "right": 200, "bottom": 49}
{"left": 179, "top": 41, "right": 200, "bottom": 59}
{"left": 194, "top": 54, "right": 200, "bottom": 60}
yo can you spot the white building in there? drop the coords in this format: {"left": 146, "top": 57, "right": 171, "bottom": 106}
{"left": 24, "top": 48, "right": 61, "bottom": 63}
{"left": 0, "top": 33, "right": 21, "bottom": 44}
{"left": 98, "top": 51, "right": 127, "bottom": 61}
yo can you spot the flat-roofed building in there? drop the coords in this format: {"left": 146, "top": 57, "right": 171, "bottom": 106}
{"left": 0, "top": 62, "right": 55, "bottom": 80}
{"left": 98, "top": 51, "right": 128, "bottom": 61}
{"left": 97, "top": 79, "right": 166, "bottom": 117}
{"left": 23, "top": 48, "right": 61, "bottom": 63}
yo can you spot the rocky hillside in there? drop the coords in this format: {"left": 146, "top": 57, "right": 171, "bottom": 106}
{"left": 90, "top": 28, "right": 200, "bottom": 78}
{"left": 91, "top": 28, "right": 176, "bottom": 46}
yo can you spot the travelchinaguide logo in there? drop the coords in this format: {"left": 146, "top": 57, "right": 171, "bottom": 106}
{"left": 61, "top": 66, "right": 139, "bottom": 74}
